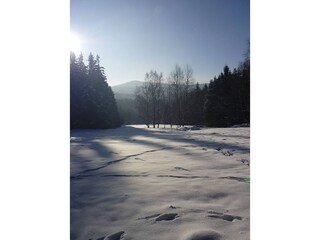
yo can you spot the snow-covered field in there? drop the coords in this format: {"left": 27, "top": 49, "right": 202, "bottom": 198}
{"left": 71, "top": 125, "right": 250, "bottom": 240}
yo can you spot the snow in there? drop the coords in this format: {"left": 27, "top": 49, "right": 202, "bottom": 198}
{"left": 71, "top": 125, "right": 250, "bottom": 240}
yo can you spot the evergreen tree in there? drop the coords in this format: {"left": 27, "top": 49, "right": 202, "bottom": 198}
{"left": 188, "top": 82, "right": 206, "bottom": 125}
{"left": 70, "top": 52, "right": 88, "bottom": 128}
{"left": 204, "top": 61, "right": 250, "bottom": 127}
{"left": 70, "top": 52, "right": 121, "bottom": 129}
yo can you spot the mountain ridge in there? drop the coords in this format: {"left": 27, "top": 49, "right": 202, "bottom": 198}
{"left": 111, "top": 80, "right": 143, "bottom": 99}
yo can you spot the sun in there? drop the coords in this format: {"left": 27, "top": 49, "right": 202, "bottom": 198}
{"left": 70, "top": 33, "right": 82, "bottom": 54}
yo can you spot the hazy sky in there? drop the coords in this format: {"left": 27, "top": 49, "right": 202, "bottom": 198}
{"left": 71, "top": 0, "right": 250, "bottom": 86}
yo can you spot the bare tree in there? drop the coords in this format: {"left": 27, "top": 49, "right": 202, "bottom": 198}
{"left": 162, "top": 82, "right": 174, "bottom": 128}
{"left": 168, "top": 64, "right": 185, "bottom": 126}
{"left": 136, "top": 65, "right": 194, "bottom": 128}
{"left": 136, "top": 70, "right": 164, "bottom": 128}
{"left": 135, "top": 82, "right": 151, "bottom": 128}
{"left": 183, "top": 64, "right": 194, "bottom": 124}
{"left": 155, "top": 72, "right": 164, "bottom": 128}
{"left": 167, "top": 64, "right": 194, "bottom": 126}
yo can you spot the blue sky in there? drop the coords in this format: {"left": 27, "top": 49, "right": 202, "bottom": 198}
{"left": 71, "top": 0, "right": 250, "bottom": 86}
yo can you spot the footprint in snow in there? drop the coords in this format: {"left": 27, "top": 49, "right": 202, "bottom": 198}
{"left": 138, "top": 213, "right": 179, "bottom": 221}
{"left": 137, "top": 213, "right": 161, "bottom": 220}
{"left": 221, "top": 150, "right": 233, "bottom": 156}
{"left": 155, "top": 213, "right": 178, "bottom": 221}
{"left": 107, "top": 231, "right": 125, "bottom": 240}
{"left": 174, "top": 166, "right": 190, "bottom": 172}
{"left": 238, "top": 159, "right": 250, "bottom": 166}
{"left": 207, "top": 211, "right": 242, "bottom": 222}
{"left": 94, "top": 231, "right": 125, "bottom": 240}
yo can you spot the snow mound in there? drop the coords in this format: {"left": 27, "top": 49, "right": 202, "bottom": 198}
{"left": 183, "top": 230, "right": 222, "bottom": 240}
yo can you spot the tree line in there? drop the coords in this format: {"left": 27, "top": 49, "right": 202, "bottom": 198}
{"left": 70, "top": 51, "right": 249, "bottom": 129}
{"left": 135, "top": 57, "right": 250, "bottom": 128}
{"left": 205, "top": 60, "right": 250, "bottom": 127}
{"left": 134, "top": 65, "right": 205, "bottom": 128}
{"left": 70, "top": 52, "right": 121, "bottom": 129}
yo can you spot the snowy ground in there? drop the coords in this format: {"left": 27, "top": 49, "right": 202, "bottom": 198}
{"left": 71, "top": 125, "right": 250, "bottom": 240}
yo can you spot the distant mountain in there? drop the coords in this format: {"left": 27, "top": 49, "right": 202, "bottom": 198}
{"left": 111, "top": 80, "right": 143, "bottom": 99}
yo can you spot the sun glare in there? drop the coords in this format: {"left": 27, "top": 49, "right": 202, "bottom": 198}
{"left": 70, "top": 33, "right": 82, "bottom": 54}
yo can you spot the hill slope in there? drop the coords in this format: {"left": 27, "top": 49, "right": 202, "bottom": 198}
{"left": 112, "top": 80, "right": 143, "bottom": 99}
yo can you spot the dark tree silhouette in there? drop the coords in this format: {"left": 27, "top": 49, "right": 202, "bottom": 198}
{"left": 204, "top": 58, "right": 250, "bottom": 127}
{"left": 70, "top": 52, "right": 121, "bottom": 129}
{"left": 130, "top": 52, "right": 249, "bottom": 128}
{"left": 187, "top": 82, "right": 206, "bottom": 125}
{"left": 134, "top": 70, "right": 164, "bottom": 128}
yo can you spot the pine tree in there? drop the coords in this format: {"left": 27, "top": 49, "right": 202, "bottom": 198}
{"left": 188, "top": 82, "right": 206, "bottom": 125}
{"left": 70, "top": 52, "right": 121, "bottom": 129}
{"left": 204, "top": 61, "right": 250, "bottom": 127}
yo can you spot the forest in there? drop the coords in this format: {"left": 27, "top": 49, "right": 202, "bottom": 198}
{"left": 70, "top": 52, "right": 121, "bottom": 129}
{"left": 134, "top": 55, "right": 250, "bottom": 128}
{"left": 70, "top": 52, "right": 250, "bottom": 129}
